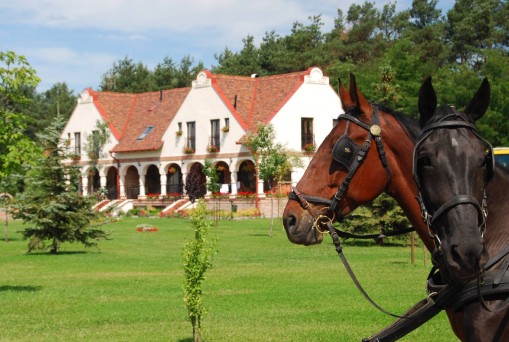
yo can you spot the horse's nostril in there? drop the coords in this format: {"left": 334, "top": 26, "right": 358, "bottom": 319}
{"left": 451, "top": 245, "right": 462, "bottom": 265}
{"left": 285, "top": 214, "right": 297, "bottom": 230}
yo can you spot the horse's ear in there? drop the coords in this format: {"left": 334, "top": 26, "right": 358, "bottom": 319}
{"left": 338, "top": 77, "right": 355, "bottom": 111}
{"left": 465, "top": 78, "right": 490, "bottom": 121}
{"left": 348, "top": 73, "right": 370, "bottom": 117}
{"left": 418, "top": 76, "right": 437, "bottom": 128}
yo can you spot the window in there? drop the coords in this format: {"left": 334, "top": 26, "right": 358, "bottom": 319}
{"left": 211, "top": 119, "right": 220, "bottom": 150}
{"left": 74, "top": 132, "right": 81, "bottom": 155}
{"left": 224, "top": 118, "right": 229, "bottom": 128}
{"left": 187, "top": 122, "right": 196, "bottom": 151}
{"left": 137, "top": 126, "right": 154, "bottom": 140}
{"left": 178, "top": 122, "right": 182, "bottom": 132}
{"left": 301, "top": 118, "right": 314, "bottom": 150}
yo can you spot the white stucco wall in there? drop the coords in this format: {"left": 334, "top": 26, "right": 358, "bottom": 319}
{"left": 160, "top": 71, "right": 250, "bottom": 175}
{"left": 60, "top": 89, "right": 119, "bottom": 165}
{"left": 270, "top": 68, "right": 344, "bottom": 183}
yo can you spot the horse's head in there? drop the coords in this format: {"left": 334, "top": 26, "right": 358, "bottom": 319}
{"left": 283, "top": 74, "right": 418, "bottom": 245}
{"left": 414, "top": 77, "right": 492, "bottom": 283}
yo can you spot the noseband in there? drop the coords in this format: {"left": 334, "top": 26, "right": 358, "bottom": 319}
{"left": 412, "top": 108, "right": 493, "bottom": 256}
{"left": 289, "top": 106, "right": 391, "bottom": 230}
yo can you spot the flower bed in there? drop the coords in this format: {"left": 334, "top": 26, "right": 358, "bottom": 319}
{"left": 136, "top": 224, "right": 159, "bottom": 232}
{"left": 236, "top": 191, "right": 255, "bottom": 199}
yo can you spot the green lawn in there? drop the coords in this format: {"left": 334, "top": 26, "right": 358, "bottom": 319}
{"left": 0, "top": 218, "right": 456, "bottom": 341}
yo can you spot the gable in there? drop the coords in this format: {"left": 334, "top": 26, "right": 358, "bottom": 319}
{"left": 110, "top": 88, "right": 191, "bottom": 153}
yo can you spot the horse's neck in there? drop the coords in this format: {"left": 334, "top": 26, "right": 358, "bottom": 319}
{"left": 381, "top": 115, "right": 434, "bottom": 251}
{"left": 389, "top": 175, "right": 434, "bottom": 252}
{"left": 485, "top": 168, "right": 509, "bottom": 255}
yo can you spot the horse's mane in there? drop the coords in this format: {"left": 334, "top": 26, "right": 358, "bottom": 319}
{"left": 376, "top": 104, "right": 421, "bottom": 142}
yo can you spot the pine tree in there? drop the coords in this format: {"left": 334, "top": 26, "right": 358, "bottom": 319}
{"left": 13, "top": 115, "right": 108, "bottom": 254}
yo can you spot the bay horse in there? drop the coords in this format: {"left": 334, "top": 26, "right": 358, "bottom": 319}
{"left": 282, "top": 74, "right": 485, "bottom": 340}
{"left": 414, "top": 77, "right": 509, "bottom": 341}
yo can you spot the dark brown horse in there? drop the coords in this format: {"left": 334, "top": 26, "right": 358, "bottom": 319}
{"left": 282, "top": 74, "right": 480, "bottom": 340}
{"left": 415, "top": 77, "right": 509, "bottom": 341}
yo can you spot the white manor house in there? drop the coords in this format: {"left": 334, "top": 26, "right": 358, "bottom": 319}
{"left": 61, "top": 67, "right": 343, "bottom": 212}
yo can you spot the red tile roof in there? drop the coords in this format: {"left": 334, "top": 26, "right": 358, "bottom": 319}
{"left": 87, "top": 68, "right": 314, "bottom": 153}
{"left": 90, "top": 88, "right": 191, "bottom": 153}
{"left": 209, "top": 69, "right": 310, "bottom": 132}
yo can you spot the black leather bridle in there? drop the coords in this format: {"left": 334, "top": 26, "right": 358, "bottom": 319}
{"left": 288, "top": 106, "right": 391, "bottom": 231}
{"left": 412, "top": 108, "right": 494, "bottom": 255}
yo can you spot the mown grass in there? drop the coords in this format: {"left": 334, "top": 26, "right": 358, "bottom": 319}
{"left": 0, "top": 218, "right": 456, "bottom": 341}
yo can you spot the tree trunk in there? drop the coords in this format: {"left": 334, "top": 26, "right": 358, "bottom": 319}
{"left": 193, "top": 322, "right": 201, "bottom": 342}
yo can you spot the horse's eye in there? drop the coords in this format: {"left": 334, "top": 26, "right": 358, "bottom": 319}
{"left": 417, "top": 155, "right": 432, "bottom": 169}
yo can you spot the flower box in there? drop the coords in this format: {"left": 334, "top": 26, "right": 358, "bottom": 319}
{"left": 303, "top": 143, "right": 316, "bottom": 152}
{"left": 207, "top": 146, "right": 219, "bottom": 153}
{"left": 176, "top": 130, "right": 183, "bottom": 137}
{"left": 184, "top": 147, "right": 195, "bottom": 154}
{"left": 221, "top": 126, "right": 229, "bottom": 133}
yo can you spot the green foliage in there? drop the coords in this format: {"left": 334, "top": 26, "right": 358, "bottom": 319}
{"left": 84, "top": 119, "right": 111, "bottom": 167}
{"left": 0, "top": 51, "right": 40, "bottom": 183}
{"left": 100, "top": 55, "right": 204, "bottom": 93}
{"left": 341, "top": 193, "right": 412, "bottom": 243}
{"left": 12, "top": 115, "right": 109, "bottom": 254}
{"left": 202, "top": 160, "right": 220, "bottom": 193}
{"left": 182, "top": 198, "right": 216, "bottom": 342}
{"left": 242, "top": 123, "right": 302, "bottom": 192}
{"left": 25, "top": 82, "right": 77, "bottom": 141}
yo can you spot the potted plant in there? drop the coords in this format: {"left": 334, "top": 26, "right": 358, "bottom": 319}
{"left": 184, "top": 147, "right": 195, "bottom": 154}
{"left": 176, "top": 130, "right": 183, "bottom": 137}
{"left": 303, "top": 143, "right": 316, "bottom": 152}
{"left": 207, "top": 145, "right": 219, "bottom": 153}
{"left": 168, "top": 166, "right": 177, "bottom": 174}
{"left": 221, "top": 126, "right": 229, "bottom": 133}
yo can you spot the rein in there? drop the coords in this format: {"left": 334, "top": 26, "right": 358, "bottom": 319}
{"left": 289, "top": 106, "right": 415, "bottom": 320}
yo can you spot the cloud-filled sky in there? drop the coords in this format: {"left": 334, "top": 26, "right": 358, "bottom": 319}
{"left": 0, "top": 0, "right": 454, "bottom": 93}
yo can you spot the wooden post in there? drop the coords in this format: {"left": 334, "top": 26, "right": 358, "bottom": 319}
{"left": 410, "top": 231, "right": 415, "bottom": 265}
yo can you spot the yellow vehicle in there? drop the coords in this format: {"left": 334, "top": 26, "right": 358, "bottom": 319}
{"left": 494, "top": 147, "right": 509, "bottom": 168}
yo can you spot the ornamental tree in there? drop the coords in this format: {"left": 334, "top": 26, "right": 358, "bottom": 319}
{"left": 12, "top": 115, "right": 109, "bottom": 254}
{"left": 183, "top": 198, "right": 216, "bottom": 342}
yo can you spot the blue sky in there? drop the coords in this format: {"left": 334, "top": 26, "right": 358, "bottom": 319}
{"left": 1, "top": 0, "right": 454, "bottom": 94}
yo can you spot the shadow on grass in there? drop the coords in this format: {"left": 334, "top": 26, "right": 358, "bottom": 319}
{"left": 0, "top": 285, "right": 42, "bottom": 292}
{"left": 24, "top": 251, "right": 89, "bottom": 256}
{"left": 178, "top": 338, "right": 193, "bottom": 342}
{"left": 248, "top": 233, "right": 272, "bottom": 237}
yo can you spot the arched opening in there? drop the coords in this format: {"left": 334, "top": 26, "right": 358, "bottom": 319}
{"left": 106, "top": 167, "right": 118, "bottom": 199}
{"left": 125, "top": 166, "right": 140, "bottom": 199}
{"left": 145, "top": 165, "right": 161, "bottom": 195}
{"left": 167, "top": 163, "right": 183, "bottom": 195}
{"left": 237, "top": 160, "right": 255, "bottom": 193}
{"left": 87, "top": 167, "right": 101, "bottom": 195}
{"left": 216, "top": 161, "right": 231, "bottom": 193}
